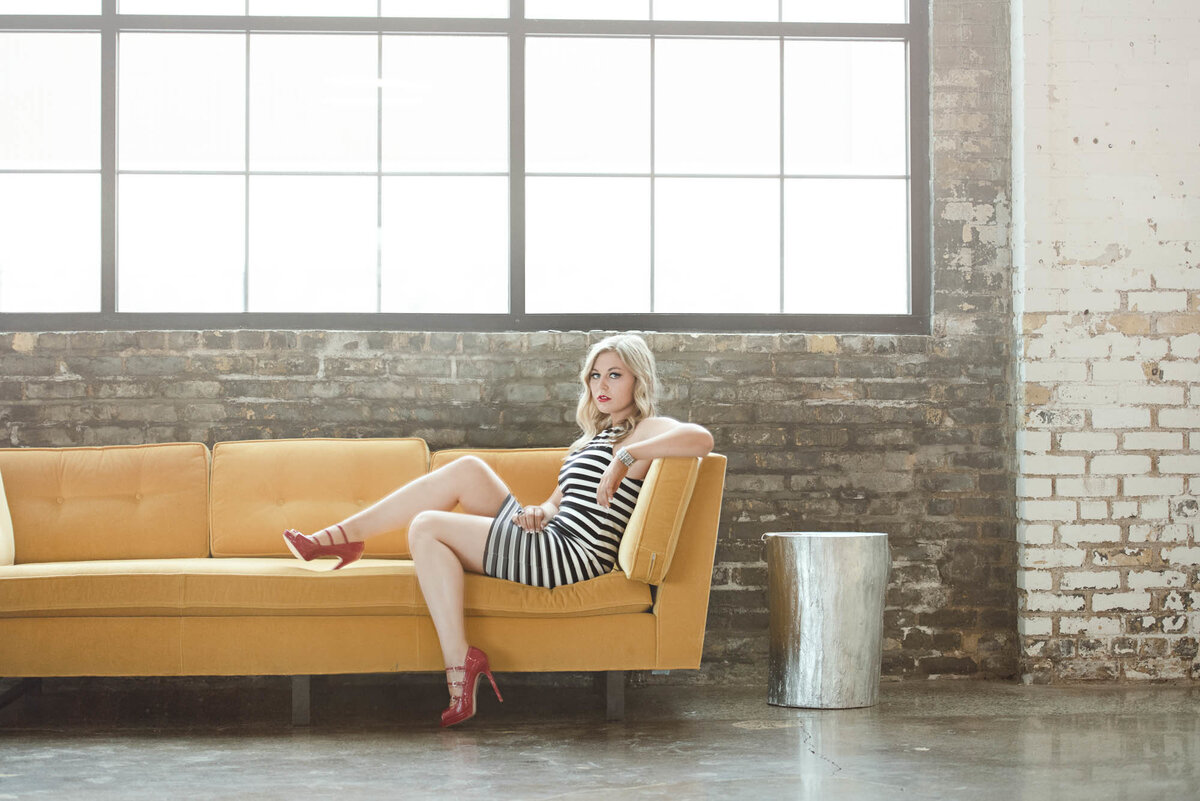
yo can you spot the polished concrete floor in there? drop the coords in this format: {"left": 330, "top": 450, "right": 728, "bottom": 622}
{"left": 1, "top": 676, "right": 1198, "bottom": 800}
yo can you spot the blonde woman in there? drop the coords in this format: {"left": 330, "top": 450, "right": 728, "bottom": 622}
{"left": 283, "top": 333, "right": 714, "bottom": 727}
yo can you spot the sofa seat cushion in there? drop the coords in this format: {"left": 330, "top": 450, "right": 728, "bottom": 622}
{"left": 0, "top": 558, "right": 652, "bottom": 618}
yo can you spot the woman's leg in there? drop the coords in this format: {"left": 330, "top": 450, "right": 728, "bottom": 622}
{"left": 406, "top": 510, "right": 493, "bottom": 698}
{"left": 310, "top": 456, "right": 509, "bottom": 544}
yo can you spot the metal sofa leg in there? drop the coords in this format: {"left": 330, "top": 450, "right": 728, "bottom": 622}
{"left": 604, "top": 671, "right": 625, "bottom": 721}
{"left": 291, "top": 675, "right": 311, "bottom": 726}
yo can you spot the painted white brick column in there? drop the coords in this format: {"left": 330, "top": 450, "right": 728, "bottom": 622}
{"left": 1013, "top": 0, "right": 1200, "bottom": 683}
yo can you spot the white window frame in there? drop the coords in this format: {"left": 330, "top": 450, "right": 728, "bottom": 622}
{"left": 0, "top": 0, "right": 930, "bottom": 333}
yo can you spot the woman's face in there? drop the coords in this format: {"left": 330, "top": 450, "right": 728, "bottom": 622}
{"left": 589, "top": 351, "right": 636, "bottom": 424}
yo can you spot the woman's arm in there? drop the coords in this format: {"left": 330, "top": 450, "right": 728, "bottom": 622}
{"left": 596, "top": 417, "right": 713, "bottom": 507}
{"left": 621, "top": 417, "right": 714, "bottom": 462}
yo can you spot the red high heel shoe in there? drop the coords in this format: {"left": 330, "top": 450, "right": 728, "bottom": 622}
{"left": 283, "top": 524, "right": 364, "bottom": 570}
{"left": 441, "top": 645, "right": 503, "bottom": 728}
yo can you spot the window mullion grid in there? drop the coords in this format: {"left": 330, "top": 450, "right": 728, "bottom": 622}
{"left": 649, "top": 32, "right": 655, "bottom": 314}
{"left": 510, "top": 0, "right": 526, "bottom": 317}
{"left": 905, "top": 39, "right": 913, "bottom": 316}
{"left": 376, "top": 28, "right": 383, "bottom": 313}
{"left": 778, "top": 35, "right": 784, "bottom": 314}
{"left": 778, "top": 4, "right": 782, "bottom": 313}
{"left": 0, "top": 7, "right": 926, "bottom": 333}
{"left": 908, "top": 0, "right": 930, "bottom": 321}
{"left": 243, "top": 29, "right": 251, "bottom": 313}
{"left": 100, "top": 0, "right": 116, "bottom": 313}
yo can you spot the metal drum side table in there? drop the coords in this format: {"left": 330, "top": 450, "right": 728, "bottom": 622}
{"left": 764, "top": 532, "right": 890, "bottom": 709}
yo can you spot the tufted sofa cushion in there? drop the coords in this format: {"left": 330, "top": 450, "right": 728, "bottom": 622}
{"left": 0, "top": 444, "right": 210, "bottom": 564}
{"left": 209, "top": 438, "right": 429, "bottom": 558}
{"left": 428, "top": 447, "right": 566, "bottom": 511}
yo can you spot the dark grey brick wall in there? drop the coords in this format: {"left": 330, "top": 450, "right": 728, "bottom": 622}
{"left": 0, "top": 328, "right": 1017, "bottom": 684}
{"left": 0, "top": 0, "right": 1017, "bottom": 685}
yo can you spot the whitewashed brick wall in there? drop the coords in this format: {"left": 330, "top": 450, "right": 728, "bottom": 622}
{"left": 1014, "top": 0, "right": 1200, "bottom": 681}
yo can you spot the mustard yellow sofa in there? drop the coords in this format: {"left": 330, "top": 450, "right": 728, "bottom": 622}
{"left": 0, "top": 438, "right": 726, "bottom": 722}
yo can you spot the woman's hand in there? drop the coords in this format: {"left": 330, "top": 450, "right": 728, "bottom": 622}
{"left": 512, "top": 503, "right": 549, "bottom": 532}
{"left": 596, "top": 458, "right": 630, "bottom": 508}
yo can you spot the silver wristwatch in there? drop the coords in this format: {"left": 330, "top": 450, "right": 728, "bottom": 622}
{"left": 615, "top": 447, "right": 636, "bottom": 467}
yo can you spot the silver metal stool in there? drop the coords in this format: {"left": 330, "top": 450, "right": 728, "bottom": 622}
{"left": 764, "top": 532, "right": 890, "bottom": 709}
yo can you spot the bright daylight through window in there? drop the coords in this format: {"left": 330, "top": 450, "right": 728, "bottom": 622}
{"left": 0, "top": 1, "right": 927, "bottom": 333}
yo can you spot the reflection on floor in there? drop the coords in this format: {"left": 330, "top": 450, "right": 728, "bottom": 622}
{"left": 1, "top": 676, "right": 1198, "bottom": 800}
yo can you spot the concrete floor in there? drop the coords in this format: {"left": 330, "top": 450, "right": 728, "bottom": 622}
{"left": 1, "top": 676, "right": 1198, "bottom": 800}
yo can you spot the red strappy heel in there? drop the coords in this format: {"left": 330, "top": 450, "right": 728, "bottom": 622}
{"left": 282, "top": 524, "right": 364, "bottom": 570}
{"left": 441, "top": 645, "right": 503, "bottom": 728}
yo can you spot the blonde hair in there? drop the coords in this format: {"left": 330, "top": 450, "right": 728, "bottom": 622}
{"left": 569, "top": 334, "right": 658, "bottom": 452}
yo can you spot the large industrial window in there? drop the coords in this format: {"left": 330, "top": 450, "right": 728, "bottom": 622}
{"left": 0, "top": 1, "right": 929, "bottom": 333}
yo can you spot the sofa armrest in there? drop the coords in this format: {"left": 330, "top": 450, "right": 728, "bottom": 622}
{"left": 618, "top": 457, "right": 701, "bottom": 585}
{"left": 651, "top": 454, "right": 727, "bottom": 669}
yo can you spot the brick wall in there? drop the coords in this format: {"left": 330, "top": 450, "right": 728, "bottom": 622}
{"left": 1014, "top": 0, "right": 1200, "bottom": 681}
{"left": 0, "top": 0, "right": 1019, "bottom": 684}
{"left": 0, "top": 327, "right": 1017, "bottom": 683}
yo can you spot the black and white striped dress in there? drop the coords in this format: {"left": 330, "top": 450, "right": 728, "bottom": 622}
{"left": 483, "top": 428, "right": 644, "bottom": 589}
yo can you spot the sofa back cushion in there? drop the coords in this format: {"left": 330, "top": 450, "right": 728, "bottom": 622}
{"left": 0, "top": 468, "right": 14, "bottom": 566}
{"left": 618, "top": 456, "right": 701, "bottom": 584}
{"left": 428, "top": 448, "right": 565, "bottom": 512}
{"left": 210, "top": 438, "right": 429, "bottom": 558}
{"left": 0, "top": 443, "right": 211, "bottom": 564}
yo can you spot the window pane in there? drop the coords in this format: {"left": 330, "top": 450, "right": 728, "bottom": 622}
{"left": 784, "top": 0, "right": 906, "bottom": 24}
{"left": 655, "top": 39, "right": 778, "bottom": 175}
{"left": 526, "top": 0, "right": 647, "bottom": 20}
{"left": 526, "top": 177, "right": 649, "bottom": 313}
{"left": 526, "top": 37, "right": 649, "bottom": 174}
{"left": 0, "top": 174, "right": 99, "bottom": 312}
{"left": 784, "top": 179, "right": 908, "bottom": 314}
{"left": 119, "top": 0, "right": 243, "bottom": 12}
{"left": 0, "top": 1, "right": 98, "bottom": 11}
{"left": 251, "top": 0, "right": 375, "bottom": 14}
{"left": 382, "top": 0, "right": 507, "bottom": 16}
{"left": 119, "top": 34, "right": 245, "bottom": 172}
{"left": 119, "top": 176, "right": 245, "bottom": 312}
{"left": 785, "top": 40, "right": 907, "bottom": 176}
{"left": 0, "top": 33, "right": 98, "bottom": 170}
{"left": 382, "top": 36, "right": 507, "bottom": 173}
{"left": 655, "top": 178, "right": 778, "bottom": 313}
{"left": 248, "top": 176, "right": 377, "bottom": 312}
{"left": 654, "top": 0, "right": 777, "bottom": 22}
{"left": 250, "top": 35, "right": 377, "bottom": 172}
{"left": 120, "top": 0, "right": 509, "bottom": 13}
{"left": 381, "top": 177, "right": 507, "bottom": 313}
